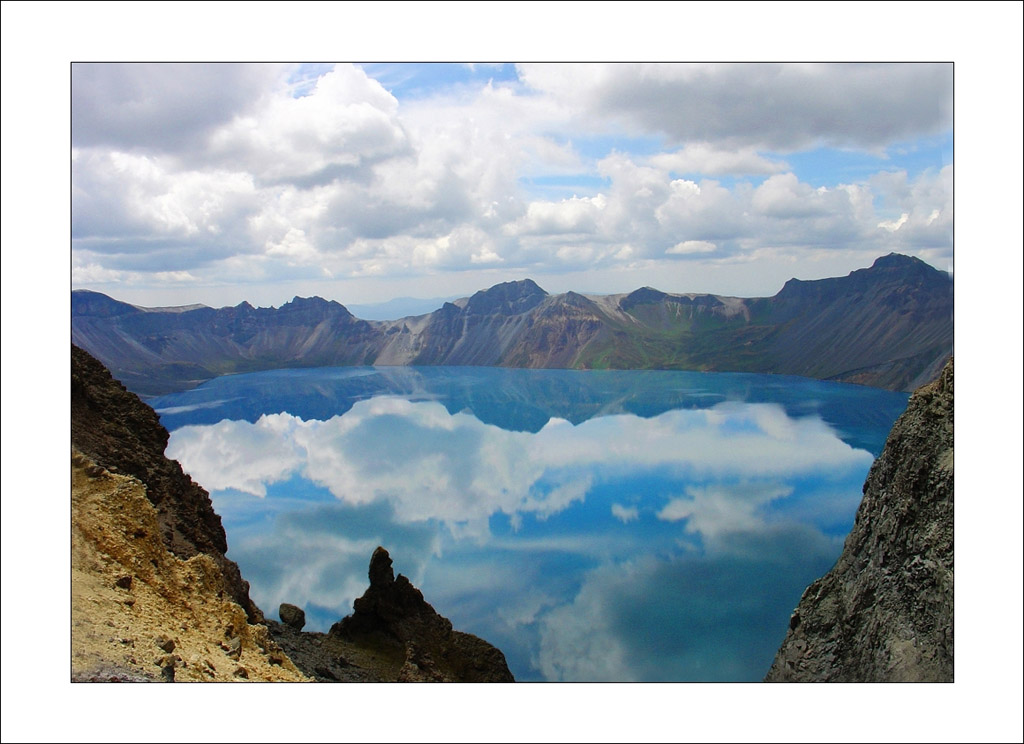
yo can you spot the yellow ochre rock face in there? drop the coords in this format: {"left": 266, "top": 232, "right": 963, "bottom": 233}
{"left": 71, "top": 450, "right": 308, "bottom": 683}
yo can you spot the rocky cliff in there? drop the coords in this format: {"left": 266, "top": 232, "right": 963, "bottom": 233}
{"left": 765, "top": 357, "right": 953, "bottom": 682}
{"left": 72, "top": 343, "right": 259, "bottom": 620}
{"left": 73, "top": 253, "right": 952, "bottom": 395}
{"left": 70, "top": 449, "right": 307, "bottom": 681}
{"left": 70, "top": 345, "right": 514, "bottom": 682}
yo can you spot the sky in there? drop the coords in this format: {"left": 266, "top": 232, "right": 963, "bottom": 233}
{"left": 69, "top": 60, "right": 955, "bottom": 308}
{"left": 2, "top": 2, "right": 1023, "bottom": 742}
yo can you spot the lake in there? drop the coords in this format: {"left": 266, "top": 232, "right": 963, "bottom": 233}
{"left": 150, "top": 366, "right": 909, "bottom": 682}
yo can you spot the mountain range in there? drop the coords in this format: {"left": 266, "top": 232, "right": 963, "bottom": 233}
{"left": 72, "top": 253, "right": 952, "bottom": 396}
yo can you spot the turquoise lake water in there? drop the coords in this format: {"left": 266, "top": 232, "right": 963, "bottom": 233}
{"left": 150, "top": 366, "right": 909, "bottom": 682}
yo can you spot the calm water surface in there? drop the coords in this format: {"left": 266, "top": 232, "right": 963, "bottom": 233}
{"left": 151, "top": 366, "right": 908, "bottom": 682}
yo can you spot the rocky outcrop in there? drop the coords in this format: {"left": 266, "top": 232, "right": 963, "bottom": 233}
{"left": 328, "top": 547, "right": 515, "bottom": 682}
{"left": 71, "top": 344, "right": 261, "bottom": 621}
{"left": 70, "top": 448, "right": 307, "bottom": 682}
{"left": 765, "top": 357, "right": 953, "bottom": 682}
{"left": 262, "top": 547, "right": 515, "bottom": 682}
{"left": 73, "top": 253, "right": 952, "bottom": 395}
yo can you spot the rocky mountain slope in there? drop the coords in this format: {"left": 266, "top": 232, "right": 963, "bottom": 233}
{"left": 71, "top": 449, "right": 307, "bottom": 682}
{"left": 765, "top": 357, "right": 953, "bottom": 682}
{"left": 72, "top": 344, "right": 258, "bottom": 620}
{"left": 71, "top": 345, "right": 513, "bottom": 682}
{"left": 73, "top": 253, "right": 951, "bottom": 396}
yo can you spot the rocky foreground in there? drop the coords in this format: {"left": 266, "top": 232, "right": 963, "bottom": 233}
{"left": 71, "top": 344, "right": 513, "bottom": 682}
{"left": 267, "top": 547, "right": 514, "bottom": 682}
{"left": 765, "top": 357, "right": 953, "bottom": 682}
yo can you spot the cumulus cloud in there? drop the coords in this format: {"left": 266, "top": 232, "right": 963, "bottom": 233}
{"left": 752, "top": 173, "right": 832, "bottom": 218}
{"left": 205, "top": 64, "right": 409, "bottom": 185}
{"left": 871, "top": 165, "right": 953, "bottom": 250}
{"left": 71, "top": 63, "right": 287, "bottom": 152}
{"left": 72, "top": 149, "right": 261, "bottom": 262}
{"left": 507, "top": 194, "right": 607, "bottom": 236}
{"left": 71, "top": 63, "right": 952, "bottom": 300}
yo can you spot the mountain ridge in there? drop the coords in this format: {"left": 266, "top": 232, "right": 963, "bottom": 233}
{"left": 72, "top": 253, "right": 952, "bottom": 396}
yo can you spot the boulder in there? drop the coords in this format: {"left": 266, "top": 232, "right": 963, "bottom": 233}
{"left": 279, "top": 603, "right": 306, "bottom": 631}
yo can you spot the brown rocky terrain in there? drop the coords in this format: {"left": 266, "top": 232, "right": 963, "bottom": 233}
{"left": 71, "top": 344, "right": 258, "bottom": 620}
{"left": 765, "top": 357, "right": 953, "bottom": 682}
{"left": 70, "top": 450, "right": 306, "bottom": 682}
{"left": 70, "top": 344, "right": 514, "bottom": 682}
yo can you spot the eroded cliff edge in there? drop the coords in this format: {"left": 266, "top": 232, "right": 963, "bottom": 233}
{"left": 765, "top": 357, "right": 953, "bottom": 682}
{"left": 71, "top": 344, "right": 513, "bottom": 682}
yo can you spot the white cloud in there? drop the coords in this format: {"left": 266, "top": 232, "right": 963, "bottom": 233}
{"left": 878, "top": 213, "right": 909, "bottom": 232}
{"left": 508, "top": 194, "right": 607, "bottom": 236}
{"left": 71, "top": 63, "right": 287, "bottom": 152}
{"left": 752, "top": 173, "right": 830, "bottom": 219}
{"left": 611, "top": 503, "right": 639, "bottom": 523}
{"left": 872, "top": 165, "right": 953, "bottom": 250}
{"left": 666, "top": 240, "right": 717, "bottom": 256}
{"left": 650, "top": 144, "right": 787, "bottom": 176}
{"left": 71, "top": 63, "right": 952, "bottom": 301}
{"left": 206, "top": 64, "right": 408, "bottom": 185}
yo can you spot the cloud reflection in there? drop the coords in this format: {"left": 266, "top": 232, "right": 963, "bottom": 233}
{"left": 164, "top": 392, "right": 881, "bottom": 678}
{"left": 167, "top": 398, "right": 872, "bottom": 535}
{"left": 537, "top": 524, "right": 840, "bottom": 681}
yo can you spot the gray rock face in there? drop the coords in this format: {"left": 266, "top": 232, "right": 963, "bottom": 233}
{"left": 279, "top": 603, "right": 306, "bottom": 631}
{"left": 765, "top": 357, "right": 953, "bottom": 682}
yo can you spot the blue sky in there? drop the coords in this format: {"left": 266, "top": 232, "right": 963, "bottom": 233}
{"left": 65, "top": 59, "right": 957, "bottom": 308}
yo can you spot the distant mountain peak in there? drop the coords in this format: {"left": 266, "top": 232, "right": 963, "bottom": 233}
{"left": 280, "top": 295, "right": 352, "bottom": 316}
{"left": 871, "top": 252, "right": 930, "bottom": 270}
{"left": 71, "top": 290, "right": 140, "bottom": 318}
{"left": 285, "top": 295, "right": 331, "bottom": 307}
{"left": 621, "top": 287, "right": 669, "bottom": 309}
{"left": 466, "top": 278, "right": 548, "bottom": 315}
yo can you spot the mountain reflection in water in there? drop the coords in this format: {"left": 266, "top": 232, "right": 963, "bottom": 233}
{"left": 152, "top": 366, "right": 908, "bottom": 681}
